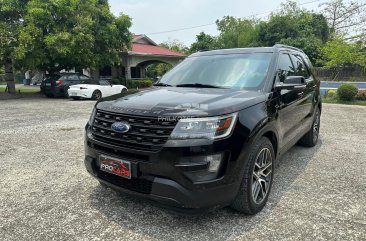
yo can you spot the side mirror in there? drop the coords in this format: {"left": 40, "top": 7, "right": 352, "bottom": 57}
{"left": 275, "top": 76, "right": 306, "bottom": 90}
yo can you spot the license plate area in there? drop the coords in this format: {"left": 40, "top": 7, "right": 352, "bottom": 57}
{"left": 99, "top": 154, "right": 131, "bottom": 179}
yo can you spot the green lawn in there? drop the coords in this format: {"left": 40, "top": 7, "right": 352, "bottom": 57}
{"left": 0, "top": 87, "right": 40, "bottom": 94}
{"left": 323, "top": 98, "right": 366, "bottom": 106}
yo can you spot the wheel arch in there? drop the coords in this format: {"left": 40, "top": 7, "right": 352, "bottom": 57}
{"left": 262, "top": 131, "right": 278, "bottom": 158}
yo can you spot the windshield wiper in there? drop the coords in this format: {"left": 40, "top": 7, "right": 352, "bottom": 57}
{"left": 153, "top": 83, "right": 172, "bottom": 87}
{"left": 176, "top": 83, "right": 223, "bottom": 88}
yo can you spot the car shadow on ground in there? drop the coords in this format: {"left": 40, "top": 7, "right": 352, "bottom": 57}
{"left": 88, "top": 140, "right": 323, "bottom": 241}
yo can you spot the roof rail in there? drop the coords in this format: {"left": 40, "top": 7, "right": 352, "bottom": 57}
{"left": 273, "top": 44, "right": 304, "bottom": 53}
{"left": 198, "top": 49, "right": 212, "bottom": 52}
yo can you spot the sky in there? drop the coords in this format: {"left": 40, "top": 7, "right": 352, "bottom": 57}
{"left": 108, "top": 0, "right": 323, "bottom": 46}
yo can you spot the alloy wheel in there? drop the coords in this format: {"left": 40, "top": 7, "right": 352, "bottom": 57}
{"left": 94, "top": 91, "right": 101, "bottom": 100}
{"left": 252, "top": 148, "right": 273, "bottom": 204}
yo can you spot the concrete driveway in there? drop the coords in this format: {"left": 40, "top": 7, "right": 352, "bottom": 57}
{"left": 0, "top": 98, "right": 365, "bottom": 241}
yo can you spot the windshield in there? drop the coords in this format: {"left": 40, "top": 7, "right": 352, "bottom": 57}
{"left": 159, "top": 53, "right": 273, "bottom": 90}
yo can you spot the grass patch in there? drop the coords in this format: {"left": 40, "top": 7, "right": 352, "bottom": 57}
{"left": 0, "top": 87, "right": 40, "bottom": 94}
{"left": 323, "top": 98, "right": 366, "bottom": 106}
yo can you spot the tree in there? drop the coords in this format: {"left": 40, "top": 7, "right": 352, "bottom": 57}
{"left": 322, "top": 36, "right": 365, "bottom": 80}
{"left": 146, "top": 39, "right": 187, "bottom": 78}
{"left": 13, "top": 0, "right": 132, "bottom": 74}
{"left": 146, "top": 63, "right": 172, "bottom": 78}
{"left": 215, "top": 16, "right": 259, "bottom": 48}
{"left": 0, "top": 0, "right": 28, "bottom": 94}
{"left": 160, "top": 39, "right": 189, "bottom": 54}
{"left": 190, "top": 32, "right": 217, "bottom": 53}
{"left": 322, "top": 36, "right": 365, "bottom": 68}
{"left": 257, "top": 2, "right": 329, "bottom": 65}
{"left": 320, "top": 0, "right": 366, "bottom": 40}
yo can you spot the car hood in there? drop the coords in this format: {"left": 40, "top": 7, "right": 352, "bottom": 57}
{"left": 96, "top": 87, "right": 267, "bottom": 117}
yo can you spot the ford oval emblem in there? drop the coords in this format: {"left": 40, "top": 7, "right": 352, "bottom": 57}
{"left": 111, "top": 121, "right": 131, "bottom": 133}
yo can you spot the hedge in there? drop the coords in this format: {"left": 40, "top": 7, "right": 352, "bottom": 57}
{"left": 112, "top": 79, "right": 153, "bottom": 89}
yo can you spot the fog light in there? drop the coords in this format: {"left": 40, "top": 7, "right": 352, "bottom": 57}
{"left": 207, "top": 154, "right": 222, "bottom": 172}
{"left": 180, "top": 153, "right": 224, "bottom": 182}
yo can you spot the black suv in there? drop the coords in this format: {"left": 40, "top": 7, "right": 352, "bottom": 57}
{"left": 84, "top": 45, "right": 321, "bottom": 214}
{"left": 40, "top": 73, "right": 90, "bottom": 98}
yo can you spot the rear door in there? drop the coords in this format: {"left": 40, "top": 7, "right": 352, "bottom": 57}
{"left": 275, "top": 52, "right": 305, "bottom": 148}
{"left": 290, "top": 54, "right": 315, "bottom": 127}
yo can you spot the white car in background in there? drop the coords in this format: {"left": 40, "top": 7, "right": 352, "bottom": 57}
{"left": 68, "top": 79, "right": 128, "bottom": 100}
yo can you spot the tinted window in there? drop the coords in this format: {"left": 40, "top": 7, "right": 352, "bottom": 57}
{"left": 277, "top": 53, "right": 295, "bottom": 82}
{"left": 79, "top": 75, "right": 89, "bottom": 80}
{"left": 66, "top": 74, "right": 80, "bottom": 81}
{"left": 99, "top": 80, "right": 110, "bottom": 86}
{"left": 44, "top": 74, "right": 61, "bottom": 82}
{"left": 159, "top": 53, "right": 273, "bottom": 89}
{"left": 80, "top": 79, "right": 99, "bottom": 85}
{"left": 291, "top": 55, "right": 310, "bottom": 78}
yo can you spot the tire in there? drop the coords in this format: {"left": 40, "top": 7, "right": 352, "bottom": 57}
{"left": 298, "top": 107, "right": 320, "bottom": 147}
{"left": 231, "top": 137, "right": 274, "bottom": 214}
{"left": 92, "top": 90, "right": 102, "bottom": 100}
{"left": 64, "top": 88, "right": 69, "bottom": 98}
{"left": 121, "top": 88, "right": 128, "bottom": 93}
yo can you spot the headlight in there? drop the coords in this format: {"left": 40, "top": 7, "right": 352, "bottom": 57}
{"left": 169, "top": 113, "right": 238, "bottom": 140}
{"left": 88, "top": 107, "right": 97, "bottom": 126}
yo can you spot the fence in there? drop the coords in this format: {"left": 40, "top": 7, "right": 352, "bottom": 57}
{"left": 315, "top": 66, "right": 366, "bottom": 82}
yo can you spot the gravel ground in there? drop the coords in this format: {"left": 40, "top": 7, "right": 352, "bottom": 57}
{"left": 1, "top": 98, "right": 366, "bottom": 241}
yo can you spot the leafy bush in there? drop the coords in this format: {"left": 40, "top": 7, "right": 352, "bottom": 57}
{"left": 113, "top": 79, "right": 153, "bottom": 89}
{"left": 337, "top": 83, "right": 358, "bottom": 101}
{"left": 355, "top": 90, "right": 366, "bottom": 101}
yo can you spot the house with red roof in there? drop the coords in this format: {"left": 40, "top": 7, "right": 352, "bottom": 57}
{"left": 95, "top": 34, "right": 185, "bottom": 80}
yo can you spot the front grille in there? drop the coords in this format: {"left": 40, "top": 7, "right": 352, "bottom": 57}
{"left": 97, "top": 171, "right": 153, "bottom": 194}
{"left": 93, "top": 143, "right": 149, "bottom": 161}
{"left": 91, "top": 110, "right": 176, "bottom": 151}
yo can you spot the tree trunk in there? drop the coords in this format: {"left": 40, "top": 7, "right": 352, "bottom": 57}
{"left": 4, "top": 58, "right": 16, "bottom": 94}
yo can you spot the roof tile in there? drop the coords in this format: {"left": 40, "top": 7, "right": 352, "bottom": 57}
{"left": 131, "top": 43, "right": 185, "bottom": 57}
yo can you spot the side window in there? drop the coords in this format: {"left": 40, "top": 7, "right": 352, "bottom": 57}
{"left": 79, "top": 75, "right": 89, "bottom": 81}
{"left": 67, "top": 74, "right": 80, "bottom": 81}
{"left": 99, "top": 80, "right": 110, "bottom": 86}
{"left": 291, "top": 55, "right": 310, "bottom": 79}
{"left": 277, "top": 53, "right": 295, "bottom": 82}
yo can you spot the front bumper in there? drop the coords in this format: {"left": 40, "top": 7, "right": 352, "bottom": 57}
{"left": 41, "top": 86, "right": 65, "bottom": 97}
{"left": 84, "top": 123, "right": 249, "bottom": 212}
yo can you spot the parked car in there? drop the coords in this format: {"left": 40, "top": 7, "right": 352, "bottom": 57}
{"left": 68, "top": 79, "right": 128, "bottom": 100}
{"left": 40, "top": 73, "right": 90, "bottom": 98}
{"left": 31, "top": 72, "right": 45, "bottom": 85}
{"left": 84, "top": 45, "right": 321, "bottom": 214}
